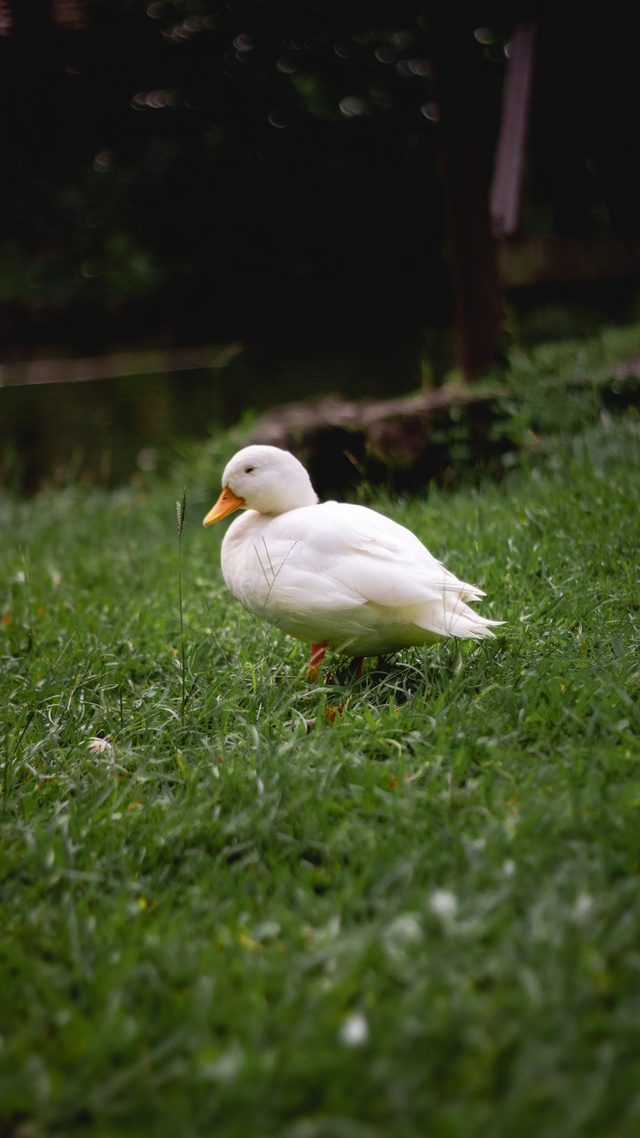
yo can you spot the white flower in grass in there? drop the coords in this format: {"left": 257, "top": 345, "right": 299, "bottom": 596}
{"left": 199, "top": 1044, "right": 245, "bottom": 1081}
{"left": 429, "top": 888, "right": 458, "bottom": 919}
{"left": 573, "top": 893, "right": 594, "bottom": 923}
{"left": 382, "top": 912, "right": 422, "bottom": 963}
{"left": 339, "top": 1012, "right": 369, "bottom": 1046}
{"left": 88, "top": 737, "right": 113, "bottom": 754}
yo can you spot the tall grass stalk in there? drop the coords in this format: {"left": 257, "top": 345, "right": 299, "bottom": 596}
{"left": 176, "top": 487, "right": 187, "bottom": 733}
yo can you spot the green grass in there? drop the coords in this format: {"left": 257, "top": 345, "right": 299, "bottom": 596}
{"left": 2, "top": 408, "right": 640, "bottom": 1138}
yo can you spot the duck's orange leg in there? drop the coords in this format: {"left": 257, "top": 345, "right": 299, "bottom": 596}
{"left": 306, "top": 643, "right": 326, "bottom": 682}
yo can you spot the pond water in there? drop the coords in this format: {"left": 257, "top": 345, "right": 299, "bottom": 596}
{"left": 0, "top": 334, "right": 424, "bottom": 494}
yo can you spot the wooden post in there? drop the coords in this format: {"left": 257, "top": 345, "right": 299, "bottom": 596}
{"left": 428, "top": 2, "right": 504, "bottom": 381}
{"left": 490, "top": 20, "right": 537, "bottom": 238}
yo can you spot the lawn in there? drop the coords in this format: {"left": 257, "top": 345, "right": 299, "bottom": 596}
{"left": 1, "top": 387, "right": 640, "bottom": 1136}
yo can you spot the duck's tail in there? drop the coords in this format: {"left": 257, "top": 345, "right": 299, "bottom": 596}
{"left": 418, "top": 598, "right": 504, "bottom": 641}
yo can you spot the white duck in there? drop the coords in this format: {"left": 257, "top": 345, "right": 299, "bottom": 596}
{"left": 203, "top": 445, "right": 501, "bottom": 677}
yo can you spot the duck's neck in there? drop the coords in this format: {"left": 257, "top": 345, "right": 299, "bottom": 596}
{"left": 250, "top": 477, "right": 318, "bottom": 515}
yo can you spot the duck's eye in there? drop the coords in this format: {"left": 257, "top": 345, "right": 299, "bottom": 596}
{"left": 244, "top": 465, "right": 255, "bottom": 474}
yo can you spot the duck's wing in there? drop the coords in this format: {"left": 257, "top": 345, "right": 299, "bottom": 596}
{"left": 268, "top": 502, "right": 485, "bottom": 609}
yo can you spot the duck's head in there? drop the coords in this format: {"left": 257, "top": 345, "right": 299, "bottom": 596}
{"left": 203, "top": 444, "right": 318, "bottom": 526}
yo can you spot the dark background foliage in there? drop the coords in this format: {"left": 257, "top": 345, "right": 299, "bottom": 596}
{"left": 1, "top": 1, "right": 639, "bottom": 353}
{"left": 1, "top": 1, "right": 445, "bottom": 348}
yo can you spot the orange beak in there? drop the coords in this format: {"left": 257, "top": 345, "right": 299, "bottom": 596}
{"left": 202, "top": 486, "right": 245, "bottom": 527}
